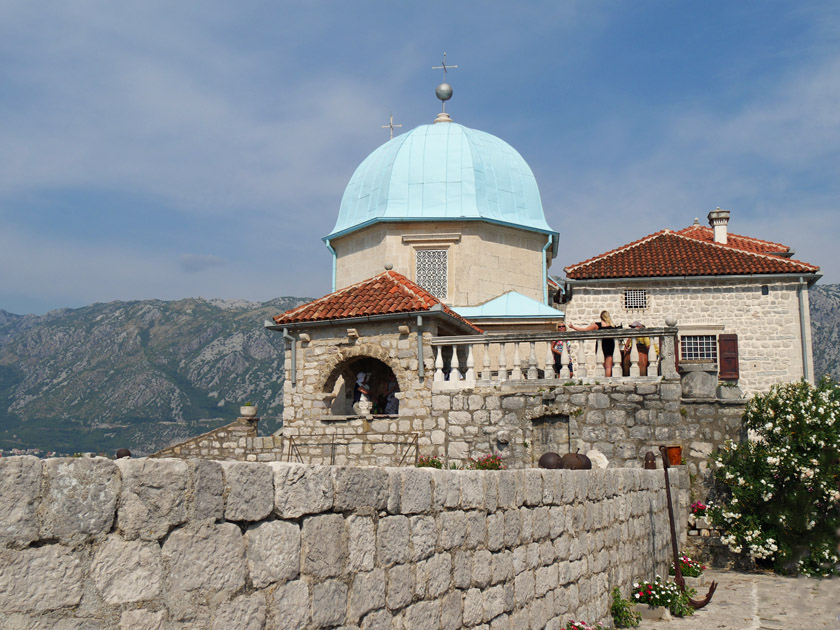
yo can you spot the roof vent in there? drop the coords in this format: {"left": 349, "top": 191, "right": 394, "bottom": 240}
{"left": 708, "top": 208, "right": 730, "bottom": 245}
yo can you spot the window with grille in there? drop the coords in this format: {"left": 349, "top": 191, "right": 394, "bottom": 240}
{"left": 624, "top": 289, "right": 647, "bottom": 309}
{"left": 415, "top": 249, "right": 448, "bottom": 298}
{"left": 681, "top": 335, "right": 718, "bottom": 361}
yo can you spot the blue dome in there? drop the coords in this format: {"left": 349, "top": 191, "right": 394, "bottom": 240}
{"left": 326, "top": 122, "right": 555, "bottom": 240}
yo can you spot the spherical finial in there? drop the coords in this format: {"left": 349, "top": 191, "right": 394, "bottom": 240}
{"left": 435, "top": 83, "right": 453, "bottom": 102}
{"left": 384, "top": 262, "right": 393, "bottom": 270}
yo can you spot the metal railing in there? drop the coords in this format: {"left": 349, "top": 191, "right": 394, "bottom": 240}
{"left": 285, "top": 432, "right": 419, "bottom": 466}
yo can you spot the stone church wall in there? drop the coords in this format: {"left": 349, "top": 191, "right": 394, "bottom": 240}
{"left": 563, "top": 278, "right": 814, "bottom": 395}
{"left": 0, "top": 456, "right": 679, "bottom": 629}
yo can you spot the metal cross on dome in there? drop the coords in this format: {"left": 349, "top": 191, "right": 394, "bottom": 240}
{"left": 432, "top": 52, "right": 458, "bottom": 81}
{"left": 381, "top": 113, "right": 402, "bottom": 139}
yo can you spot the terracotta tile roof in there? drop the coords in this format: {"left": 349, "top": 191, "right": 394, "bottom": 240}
{"left": 565, "top": 229, "right": 819, "bottom": 280}
{"left": 676, "top": 224, "right": 790, "bottom": 254}
{"left": 273, "top": 270, "right": 482, "bottom": 332}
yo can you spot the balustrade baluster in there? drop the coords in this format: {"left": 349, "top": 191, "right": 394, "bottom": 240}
{"left": 545, "top": 341, "right": 556, "bottom": 379}
{"left": 434, "top": 346, "right": 445, "bottom": 382}
{"left": 498, "top": 342, "right": 508, "bottom": 381}
{"left": 560, "top": 342, "right": 571, "bottom": 379}
{"left": 465, "top": 344, "right": 476, "bottom": 381}
{"left": 482, "top": 342, "right": 492, "bottom": 381}
{"left": 629, "top": 337, "right": 640, "bottom": 377}
{"left": 575, "top": 341, "right": 588, "bottom": 378}
{"left": 527, "top": 341, "right": 538, "bottom": 380}
{"left": 595, "top": 340, "right": 605, "bottom": 377}
{"left": 450, "top": 345, "right": 462, "bottom": 380}
{"left": 511, "top": 342, "right": 523, "bottom": 380}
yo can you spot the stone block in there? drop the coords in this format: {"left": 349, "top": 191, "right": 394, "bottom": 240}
{"left": 453, "top": 549, "right": 471, "bottom": 588}
{"left": 514, "top": 569, "right": 535, "bottom": 605}
{"left": 377, "top": 515, "right": 409, "bottom": 567}
{"left": 312, "top": 579, "right": 348, "bottom": 628}
{"left": 460, "top": 471, "right": 485, "bottom": 509}
{"left": 162, "top": 522, "right": 247, "bottom": 593}
{"left": 399, "top": 468, "right": 433, "bottom": 514}
{"left": 213, "top": 593, "right": 266, "bottom": 630}
{"left": 404, "top": 600, "right": 441, "bottom": 629}
{"left": 496, "top": 471, "right": 517, "bottom": 508}
{"left": 347, "top": 515, "right": 376, "bottom": 571}
{"left": 186, "top": 459, "right": 224, "bottom": 522}
{"left": 120, "top": 609, "right": 167, "bottom": 630}
{"left": 410, "top": 515, "right": 436, "bottom": 561}
{"left": 272, "top": 463, "right": 334, "bottom": 518}
{"left": 116, "top": 458, "right": 187, "bottom": 541}
{"left": 90, "top": 535, "right": 163, "bottom": 604}
{"left": 439, "top": 510, "right": 467, "bottom": 549}
{"left": 42, "top": 457, "right": 120, "bottom": 543}
{"left": 432, "top": 470, "right": 461, "bottom": 510}
{"left": 441, "top": 589, "right": 463, "bottom": 630}
{"left": 462, "top": 588, "right": 483, "bottom": 626}
{"left": 386, "top": 563, "right": 414, "bottom": 610}
{"left": 465, "top": 510, "right": 486, "bottom": 548}
{"left": 222, "top": 462, "right": 274, "bottom": 522}
{"left": 270, "top": 579, "right": 310, "bottom": 630}
{"left": 301, "top": 513, "right": 346, "bottom": 578}
{"left": 523, "top": 470, "right": 543, "bottom": 506}
{"left": 0, "top": 456, "right": 41, "bottom": 546}
{"left": 486, "top": 512, "right": 504, "bottom": 551}
{"left": 245, "top": 520, "right": 300, "bottom": 588}
{"left": 361, "top": 609, "right": 392, "bottom": 630}
{"left": 491, "top": 551, "right": 513, "bottom": 585}
{"left": 503, "top": 509, "right": 521, "bottom": 547}
{"left": 0, "top": 545, "right": 84, "bottom": 612}
{"left": 483, "top": 584, "right": 507, "bottom": 622}
{"left": 333, "top": 467, "right": 389, "bottom": 512}
{"left": 348, "top": 568, "right": 385, "bottom": 623}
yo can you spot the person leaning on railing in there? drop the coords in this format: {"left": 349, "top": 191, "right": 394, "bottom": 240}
{"left": 552, "top": 321, "right": 574, "bottom": 377}
{"left": 621, "top": 321, "right": 651, "bottom": 376}
{"left": 568, "top": 310, "right": 617, "bottom": 376}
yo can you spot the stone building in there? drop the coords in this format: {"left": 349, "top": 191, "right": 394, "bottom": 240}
{"left": 562, "top": 209, "right": 820, "bottom": 396}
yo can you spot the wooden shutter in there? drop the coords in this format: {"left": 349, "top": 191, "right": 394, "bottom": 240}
{"left": 718, "top": 334, "right": 739, "bottom": 380}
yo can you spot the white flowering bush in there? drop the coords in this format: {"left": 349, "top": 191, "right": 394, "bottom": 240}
{"left": 709, "top": 378, "right": 840, "bottom": 576}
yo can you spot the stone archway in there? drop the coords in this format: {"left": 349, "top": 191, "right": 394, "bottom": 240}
{"left": 323, "top": 351, "right": 401, "bottom": 416}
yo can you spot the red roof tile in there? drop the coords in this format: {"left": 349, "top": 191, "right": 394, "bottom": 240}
{"left": 565, "top": 229, "right": 819, "bottom": 280}
{"left": 273, "top": 270, "right": 482, "bottom": 332}
{"left": 676, "top": 224, "right": 790, "bottom": 254}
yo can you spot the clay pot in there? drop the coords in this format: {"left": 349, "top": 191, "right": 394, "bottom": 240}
{"left": 666, "top": 445, "right": 682, "bottom": 466}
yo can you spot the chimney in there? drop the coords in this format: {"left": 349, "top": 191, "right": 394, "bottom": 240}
{"left": 707, "top": 208, "right": 730, "bottom": 244}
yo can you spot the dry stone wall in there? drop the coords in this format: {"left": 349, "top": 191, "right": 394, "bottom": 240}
{"left": 154, "top": 417, "right": 285, "bottom": 463}
{"left": 0, "top": 456, "right": 679, "bottom": 629}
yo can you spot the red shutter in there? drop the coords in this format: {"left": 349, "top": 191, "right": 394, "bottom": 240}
{"left": 718, "top": 334, "right": 739, "bottom": 381}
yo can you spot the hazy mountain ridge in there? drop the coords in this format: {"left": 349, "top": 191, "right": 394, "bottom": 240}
{"left": 1, "top": 285, "right": 838, "bottom": 456}
{"left": 0, "top": 296, "right": 310, "bottom": 455}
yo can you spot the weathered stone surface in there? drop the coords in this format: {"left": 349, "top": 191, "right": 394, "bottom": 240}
{"left": 222, "top": 462, "right": 274, "bottom": 521}
{"left": 90, "top": 536, "right": 163, "bottom": 603}
{"left": 120, "top": 609, "right": 167, "bottom": 630}
{"left": 399, "top": 468, "right": 433, "bottom": 513}
{"left": 410, "top": 515, "right": 436, "bottom": 561}
{"left": 333, "top": 467, "right": 389, "bottom": 512}
{"left": 0, "top": 456, "right": 42, "bottom": 546}
{"left": 41, "top": 457, "right": 120, "bottom": 543}
{"left": 404, "top": 600, "right": 441, "bottom": 629}
{"left": 116, "top": 458, "right": 187, "bottom": 540}
{"left": 312, "top": 579, "right": 348, "bottom": 628}
{"left": 377, "top": 515, "right": 409, "bottom": 567}
{"left": 348, "top": 515, "right": 375, "bottom": 571}
{"left": 245, "top": 520, "right": 300, "bottom": 587}
{"left": 213, "top": 593, "right": 266, "bottom": 630}
{"left": 0, "top": 546, "right": 84, "bottom": 612}
{"left": 348, "top": 568, "right": 386, "bottom": 623}
{"left": 272, "top": 464, "right": 333, "bottom": 518}
{"left": 301, "top": 513, "right": 346, "bottom": 578}
{"left": 270, "top": 579, "right": 310, "bottom": 630}
{"left": 187, "top": 459, "right": 224, "bottom": 522}
{"left": 162, "top": 522, "right": 247, "bottom": 593}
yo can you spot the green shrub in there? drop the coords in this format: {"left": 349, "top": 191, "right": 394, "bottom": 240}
{"left": 708, "top": 378, "right": 840, "bottom": 576}
{"left": 669, "top": 553, "right": 705, "bottom": 578}
{"left": 631, "top": 577, "right": 694, "bottom": 617}
{"left": 610, "top": 587, "right": 641, "bottom": 628}
{"left": 416, "top": 455, "right": 443, "bottom": 469}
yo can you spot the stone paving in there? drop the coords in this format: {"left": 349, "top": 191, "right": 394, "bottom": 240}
{"left": 638, "top": 569, "right": 840, "bottom": 629}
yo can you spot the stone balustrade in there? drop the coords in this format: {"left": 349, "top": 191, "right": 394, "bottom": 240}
{"left": 429, "top": 327, "right": 678, "bottom": 389}
{"left": 0, "top": 456, "right": 679, "bottom": 629}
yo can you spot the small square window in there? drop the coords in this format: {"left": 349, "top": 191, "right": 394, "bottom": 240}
{"left": 624, "top": 289, "right": 647, "bottom": 309}
{"left": 761, "top": 285, "right": 769, "bottom": 296}
{"left": 681, "top": 335, "right": 717, "bottom": 361}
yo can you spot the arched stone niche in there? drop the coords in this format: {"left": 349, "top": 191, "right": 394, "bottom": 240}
{"left": 322, "top": 349, "right": 403, "bottom": 416}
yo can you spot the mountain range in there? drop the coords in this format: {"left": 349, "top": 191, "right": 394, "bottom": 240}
{"left": 1, "top": 285, "right": 838, "bottom": 456}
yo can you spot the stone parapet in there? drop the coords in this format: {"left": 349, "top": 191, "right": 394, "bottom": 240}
{"left": 0, "top": 456, "right": 680, "bottom": 628}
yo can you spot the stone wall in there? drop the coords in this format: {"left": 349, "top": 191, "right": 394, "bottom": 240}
{"left": 154, "top": 417, "right": 285, "bottom": 463}
{"left": 563, "top": 278, "right": 814, "bottom": 395}
{"left": 0, "top": 456, "right": 680, "bottom": 629}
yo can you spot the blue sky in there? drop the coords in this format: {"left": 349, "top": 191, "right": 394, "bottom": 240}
{"left": 1, "top": 1, "right": 838, "bottom": 315}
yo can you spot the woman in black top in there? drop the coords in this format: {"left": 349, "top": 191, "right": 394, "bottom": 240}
{"left": 569, "top": 310, "right": 617, "bottom": 376}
